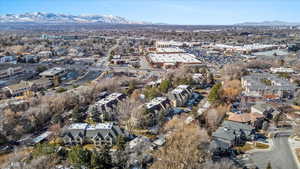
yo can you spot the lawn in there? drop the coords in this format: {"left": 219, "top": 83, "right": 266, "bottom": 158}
{"left": 295, "top": 148, "right": 300, "bottom": 162}
{"left": 235, "top": 142, "right": 269, "bottom": 152}
{"left": 235, "top": 143, "right": 255, "bottom": 152}
{"left": 255, "top": 142, "right": 269, "bottom": 149}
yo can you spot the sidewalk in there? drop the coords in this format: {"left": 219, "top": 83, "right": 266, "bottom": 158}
{"left": 288, "top": 136, "right": 300, "bottom": 169}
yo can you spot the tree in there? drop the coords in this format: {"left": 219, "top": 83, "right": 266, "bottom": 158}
{"left": 207, "top": 73, "right": 215, "bottom": 85}
{"left": 72, "top": 105, "right": 83, "bottom": 122}
{"left": 53, "top": 76, "right": 61, "bottom": 87}
{"left": 266, "top": 162, "right": 272, "bottom": 169}
{"left": 67, "top": 146, "right": 91, "bottom": 168}
{"left": 143, "top": 87, "right": 161, "bottom": 100}
{"left": 90, "top": 146, "right": 112, "bottom": 169}
{"left": 36, "top": 66, "right": 48, "bottom": 73}
{"left": 222, "top": 80, "right": 242, "bottom": 102}
{"left": 0, "top": 133, "right": 7, "bottom": 145}
{"left": 208, "top": 83, "right": 222, "bottom": 103}
{"left": 294, "top": 92, "right": 300, "bottom": 106}
{"left": 116, "top": 136, "right": 126, "bottom": 150}
{"left": 278, "top": 59, "right": 285, "bottom": 66}
{"left": 159, "top": 79, "right": 171, "bottom": 93}
{"left": 150, "top": 117, "right": 209, "bottom": 169}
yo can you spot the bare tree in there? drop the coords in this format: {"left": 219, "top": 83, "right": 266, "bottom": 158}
{"left": 150, "top": 116, "right": 210, "bottom": 169}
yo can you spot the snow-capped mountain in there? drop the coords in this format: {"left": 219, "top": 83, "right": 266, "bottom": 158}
{"left": 236, "top": 20, "right": 300, "bottom": 26}
{"left": 0, "top": 12, "right": 149, "bottom": 24}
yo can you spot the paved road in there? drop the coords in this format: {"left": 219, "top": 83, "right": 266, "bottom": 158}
{"left": 74, "top": 70, "right": 102, "bottom": 85}
{"left": 249, "top": 133, "right": 298, "bottom": 169}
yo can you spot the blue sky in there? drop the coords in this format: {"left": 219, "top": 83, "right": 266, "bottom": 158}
{"left": 0, "top": 0, "right": 299, "bottom": 25}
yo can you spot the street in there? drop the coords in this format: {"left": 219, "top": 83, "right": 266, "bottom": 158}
{"left": 248, "top": 133, "right": 298, "bottom": 169}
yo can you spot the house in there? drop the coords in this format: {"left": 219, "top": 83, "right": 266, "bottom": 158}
{"left": 211, "top": 121, "right": 255, "bottom": 151}
{"left": 168, "top": 85, "right": 193, "bottom": 107}
{"left": 241, "top": 73, "right": 296, "bottom": 98}
{"left": 145, "top": 97, "right": 171, "bottom": 114}
{"left": 88, "top": 93, "right": 126, "bottom": 121}
{"left": 61, "top": 123, "right": 125, "bottom": 145}
{"left": 0, "top": 56, "right": 17, "bottom": 64}
{"left": 227, "top": 112, "right": 264, "bottom": 129}
{"left": 251, "top": 102, "right": 280, "bottom": 119}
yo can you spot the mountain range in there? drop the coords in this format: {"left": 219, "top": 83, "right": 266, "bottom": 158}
{"left": 0, "top": 12, "right": 150, "bottom": 25}
{"left": 236, "top": 21, "right": 300, "bottom": 26}
{"left": 1, "top": 13, "right": 299, "bottom": 26}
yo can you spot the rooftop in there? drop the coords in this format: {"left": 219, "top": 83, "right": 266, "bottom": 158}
{"left": 145, "top": 97, "right": 168, "bottom": 109}
{"left": 39, "top": 67, "right": 65, "bottom": 76}
{"left": 67, "top": 123, "right": 114, "bottom": 130}
{"left": 95, "top": 92, "right": 124, "bottom": 106}
{"left": 148, "top": 53, "right": 201, "bottom": 64}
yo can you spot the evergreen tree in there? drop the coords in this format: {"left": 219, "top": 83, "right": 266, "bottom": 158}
{"left": 90, "top": 146, "right": 112, "bottom": 169}
{"left": 159, "top": 79, "right": 171, "bottom": 93}
{"left": 266, "top": 162, "right": 272, "bottom": 169}
{"left": 208, "top": 82, "right": 222, "bottom": 103}
{"left": 67, "top": 146, "right": 91, "bottom": 168}
{"left": 72, "top": 105, "right": 83, "bottom": 122}
{"left": 116, "top": 136, "right": 126, "bottom": 150}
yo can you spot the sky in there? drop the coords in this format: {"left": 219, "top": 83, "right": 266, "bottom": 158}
{"left": 0, "top": 0, "right": 299, "bottom": 25}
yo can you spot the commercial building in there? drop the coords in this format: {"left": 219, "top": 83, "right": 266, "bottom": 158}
{"left": 206, "top": 44, "right": 281, "bottom": 54}
{"left": 4, "top": 78, "right": 52, "bottom": 97}
{"left": 0, "top": 67, "right": 24, "bottom": 79}
{"left": 147, "top": 53, "right": 201, "bottom": 69}
{"left": 39, "top": 67, "right": 66, "bottom": 80}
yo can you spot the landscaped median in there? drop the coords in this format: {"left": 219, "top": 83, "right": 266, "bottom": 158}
{"left": 288, "top": 135, "right": 300, "bottom": 169}
{"left": 235, "top": 141, "right": 270, "bottom": 153}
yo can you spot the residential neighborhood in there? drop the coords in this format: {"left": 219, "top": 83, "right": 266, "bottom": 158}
{"left": 1, "top": 2, "right": 300, "bottom": 169}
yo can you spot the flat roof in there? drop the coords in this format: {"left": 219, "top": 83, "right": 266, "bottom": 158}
{"left": 148, "top": 53, "right": 201, "bottom": 64}
{"left": 39, "top": 67, "right": 65, "bottom": 76}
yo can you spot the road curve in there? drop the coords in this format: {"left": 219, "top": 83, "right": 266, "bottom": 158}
{"left": 249, "top": 132, "right": 298, "bottom": 169}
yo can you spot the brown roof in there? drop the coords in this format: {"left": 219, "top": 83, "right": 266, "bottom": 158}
{"left": 228, "top": 112, "right": 264, "bottom": 123}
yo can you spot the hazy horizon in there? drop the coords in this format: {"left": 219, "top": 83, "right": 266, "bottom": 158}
{"left": 1, "top": 0, "right": 300, "bottom": 25}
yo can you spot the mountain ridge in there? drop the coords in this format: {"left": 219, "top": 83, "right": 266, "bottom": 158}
{"left": 236, "top": 20, "right": 300, "bottom": 26}
{"left": 0, "top": 12, "right": 151, "bottom": 25}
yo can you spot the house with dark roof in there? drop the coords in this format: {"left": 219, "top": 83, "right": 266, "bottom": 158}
{"left": 61, "top": 123, "right": 125, "bottom": 145}
{"left": 88, "top": 93, "right": 126, "bottom": 121}
{"left": 251, "top": 102, "right": 280, "bottom": 119}
{"left": 241, "top": 73, "right": 296, "bottom": 98}
{"left": 145, "top": 97, "right": 171, "bottom": 114}
{"left": 211, "top": 121, "right": 255, "bottom": 151}
{"left": 227, "top": 112, "right": 264, "bottom": 129}
{"left": 168, "top": 85, "right": 193, "bottom": 107}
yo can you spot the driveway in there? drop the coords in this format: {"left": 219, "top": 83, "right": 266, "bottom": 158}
{"left": 248, "top": 132, "right": 298, "bottom": 169}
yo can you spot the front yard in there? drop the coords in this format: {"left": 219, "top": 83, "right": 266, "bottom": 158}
{"left": 235, "top": 142, "right": 270, "bottom": 152}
